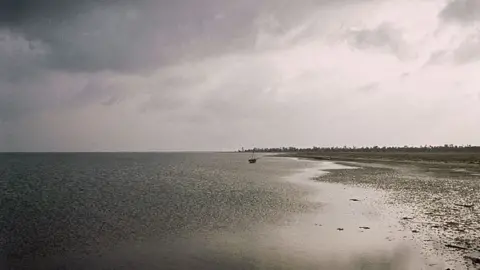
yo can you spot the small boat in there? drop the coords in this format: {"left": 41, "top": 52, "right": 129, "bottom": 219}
{"left": 248, "top": 149, "right": 257, "bottom": 163}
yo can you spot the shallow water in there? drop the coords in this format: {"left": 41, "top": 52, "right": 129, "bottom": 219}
{"left": 0, "top": 153, "right": 445, "bottom": 269}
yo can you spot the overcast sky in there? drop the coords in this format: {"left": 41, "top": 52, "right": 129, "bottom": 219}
{"left": 1, "top": 0, "right": 479, "bottom": 151}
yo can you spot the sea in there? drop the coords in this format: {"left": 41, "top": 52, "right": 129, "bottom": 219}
{"left": 0, "top": 152, "right": 440, "bottom": 270}
{"left": 0, "top": 152, "right": 323, "bottom": 269}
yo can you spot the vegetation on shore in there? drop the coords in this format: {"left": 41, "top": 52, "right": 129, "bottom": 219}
{"left": 240, "top": 144, "right": 480, "bottom": 153}
{"left": 239, "top": 145, "right": 480, "bottom": 165}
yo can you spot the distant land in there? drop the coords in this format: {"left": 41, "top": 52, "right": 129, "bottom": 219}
{"left": 239, "top": 145, "right": 480, "bottom": 166}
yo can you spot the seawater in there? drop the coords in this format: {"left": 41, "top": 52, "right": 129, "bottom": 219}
{"left": 0, "top": 153, "right": 437, "bottom": 270}
{"left": 0, "top": 153, "right": 317, "bottom": 269}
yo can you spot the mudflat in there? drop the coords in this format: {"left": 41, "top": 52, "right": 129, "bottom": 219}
{"left": 293, "top": 152, "right": 480, "bottom": 269}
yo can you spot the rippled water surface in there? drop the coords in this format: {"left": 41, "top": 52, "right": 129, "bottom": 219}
{"left": 0, "top": 153, "right": 451, "bottom": 269}
{"left": 0, "top": 153, "right": 320, "bottom": 269}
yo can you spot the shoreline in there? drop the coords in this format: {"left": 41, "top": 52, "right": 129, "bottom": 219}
{"left": 295, "top": 157, "right": 480, "bottom": 269}
{"left": 247, "top": 159, "right": 446, "bottom": 269}
{"left": 276, "top": 152, "right": 480, "bottom": 172}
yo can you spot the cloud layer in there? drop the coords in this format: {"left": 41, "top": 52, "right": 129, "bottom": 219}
{"left": 1, "top": 0, "right": 480, "bottom": 151}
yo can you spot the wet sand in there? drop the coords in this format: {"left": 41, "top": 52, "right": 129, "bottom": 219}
{"left": 307, "top": 159, "right": 480, "bottom": 269}
{"left": 286, "top": 151, "right": 480, "bottom": 168}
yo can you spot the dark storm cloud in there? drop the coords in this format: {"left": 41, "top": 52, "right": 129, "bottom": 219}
{"left": 439, "top": 0, "right": 480, "bottom": 23}
{"left": 0, "top": 0, "right": 327, "bottom": 73}
{"left": 0, "top": 0, "right": 116, "bottom": 21}
{"left": 0, "top": 0, "right": 330, "bottom": 121}
{"left": 0, "top": 30, "right": 43, "bottom": 81}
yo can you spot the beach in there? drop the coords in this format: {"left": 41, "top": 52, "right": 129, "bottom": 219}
{"left": 286, "top": 151, "right": 480, "bottom": 168}
{"left": 287, "top": 152, "right": 480, "bottom": 269}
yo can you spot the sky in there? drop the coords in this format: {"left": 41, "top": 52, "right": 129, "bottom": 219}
{"left": 1, "top": 0, "right": 480, "bottom": 152}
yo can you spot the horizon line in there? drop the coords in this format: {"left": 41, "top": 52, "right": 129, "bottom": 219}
{"left": 0, "top": 150, "right": 238, "bottom": 154}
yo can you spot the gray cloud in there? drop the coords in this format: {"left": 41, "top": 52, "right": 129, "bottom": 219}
{"left": 68, "top": 77, "right": 128, "bottom": 108}
{"left": 424, "top": 33, "right": 480, "bottom": 66}
{"left": 346, "top": 23, "right": 411, "bottom": 60}
{"left": 0, "top": 0, "right": 327, "bottom": 122}
{"left": 0, "top": 30, "right": 47, "bottom": 82}
{"left": 423, "top": 0, "right": 480, "bottom": 67}
{"left": 0, "top": 0, "right": 326, "bottom": 74}
{"left": 453, "top": 36, "right": 480, "bottom": 64}
{"left": 440, "top": 0, "right": 480, "bottom": 23}
{"left": 0, "top": 79, "right": 55, "bottom": 121}
{"left": 425, "top": 50, "right": 450, "bottom": 66}
{"left": 2, "top": 0, "right": 480, "bottom": 151}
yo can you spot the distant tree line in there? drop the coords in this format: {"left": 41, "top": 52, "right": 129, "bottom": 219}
{"left": 239, "top": 145, "right": 480, "bottom": 153}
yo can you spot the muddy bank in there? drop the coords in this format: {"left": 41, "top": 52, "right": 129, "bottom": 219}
{"left": 285, "top": 152, "right": 480, "bottom": 169}
{"left": 313, "top": 160, "right": 480, "bottom": 269}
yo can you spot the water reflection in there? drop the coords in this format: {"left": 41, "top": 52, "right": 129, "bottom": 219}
{"left": 52, "top": 232, "right": 428, "bottom": 270}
